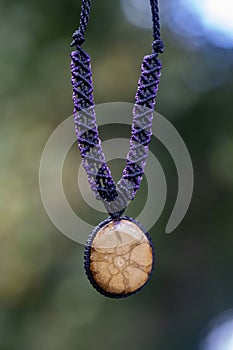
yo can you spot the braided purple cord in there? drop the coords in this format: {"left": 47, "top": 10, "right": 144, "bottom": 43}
{"left": 71, "top": 0, "right": 164, "bottom": 218}
{"left": 71, "top": 47, "right": 118, "bottom": 206}
{"left": 118, "top": 54, "right": 162, "bottom": 200}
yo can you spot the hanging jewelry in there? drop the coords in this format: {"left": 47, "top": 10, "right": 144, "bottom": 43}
{"left": 70, "top": 0, "right": 164, "bottom": 298}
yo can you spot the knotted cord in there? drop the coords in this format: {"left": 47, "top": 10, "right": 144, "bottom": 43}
{"left": 71, "top": 0, "right": 164, "bottom": 218}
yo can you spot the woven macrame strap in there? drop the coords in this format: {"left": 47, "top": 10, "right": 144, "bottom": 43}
{"left": 71, "top": 0, "right": 164, "bottom": 218}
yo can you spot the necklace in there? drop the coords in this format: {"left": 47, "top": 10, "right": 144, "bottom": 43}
{"left": 70, "top": 0, "right": 164, "bottom": 298}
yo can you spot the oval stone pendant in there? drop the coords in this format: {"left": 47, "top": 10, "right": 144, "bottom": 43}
{"left": 84, "top": 216, "right": 154, "bottom": 298}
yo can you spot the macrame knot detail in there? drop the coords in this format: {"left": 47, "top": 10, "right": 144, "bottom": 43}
{"left": 152, "top": 39, "right": 164, "bottom": 54}
{"left": 71, "top": 49, "right": 94, "bottom": 111}
{"left": 71, "top": 30, "right": 85, "bottom": 47}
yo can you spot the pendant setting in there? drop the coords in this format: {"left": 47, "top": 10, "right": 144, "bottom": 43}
{"left": 84, "top": 216, "right": 154, "bottom": 298}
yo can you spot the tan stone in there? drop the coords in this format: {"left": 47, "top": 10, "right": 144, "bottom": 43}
{"left": 90, "top": 219, "right": 153, "bottom": 295}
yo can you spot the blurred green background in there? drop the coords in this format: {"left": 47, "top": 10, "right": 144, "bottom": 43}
{"left": 0, "top": 0, "right": 233, "bottom": 349}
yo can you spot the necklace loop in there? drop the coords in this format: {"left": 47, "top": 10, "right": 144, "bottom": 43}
{"left": 70, "top": 0, "right": 164, "bottom": 219}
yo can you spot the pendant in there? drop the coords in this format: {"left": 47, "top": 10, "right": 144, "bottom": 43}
{"left": 84, "top": 216, "right": 154, "bottom": 298}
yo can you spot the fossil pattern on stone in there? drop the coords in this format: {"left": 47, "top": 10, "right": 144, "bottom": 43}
{"left": 89, "top": 219, "right": 153, "bottom": 295}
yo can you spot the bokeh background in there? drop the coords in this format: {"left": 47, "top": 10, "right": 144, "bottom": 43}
{"left": 1, "top": 0, "right": 233, "bottom": 349}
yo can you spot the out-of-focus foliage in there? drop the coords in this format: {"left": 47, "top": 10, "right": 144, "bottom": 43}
{"left": 0, "top": 1, "right": 233, "bottom": 350}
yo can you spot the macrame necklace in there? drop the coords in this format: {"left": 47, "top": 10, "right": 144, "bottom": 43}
{"left": 70, "top": 0, "right": 164, "bottom": 298}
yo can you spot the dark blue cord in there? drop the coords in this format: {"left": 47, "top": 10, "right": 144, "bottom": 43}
{"left": 71, "top": 0, "right": 164, "bottom": 52}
